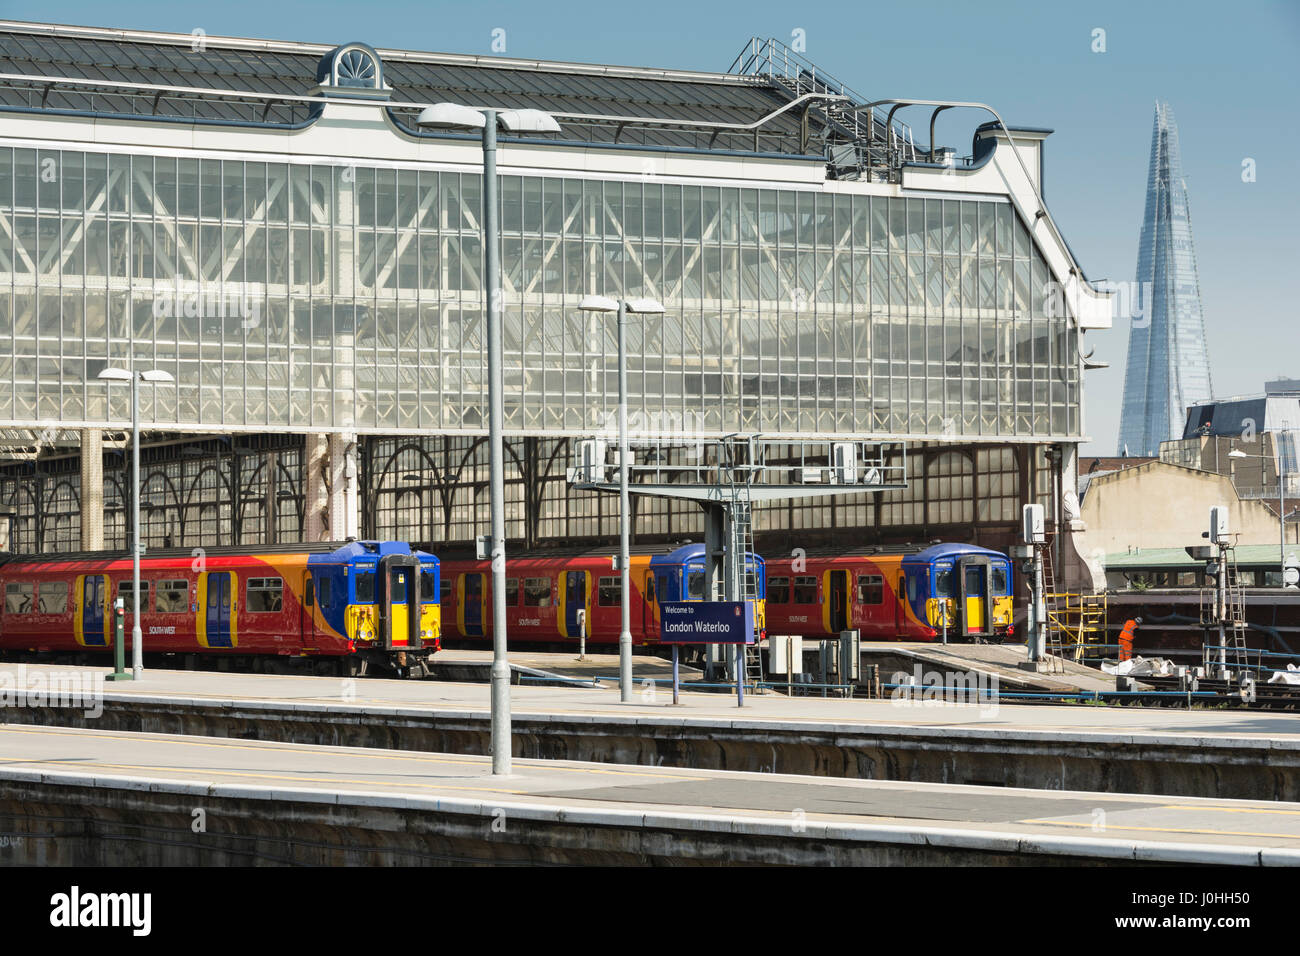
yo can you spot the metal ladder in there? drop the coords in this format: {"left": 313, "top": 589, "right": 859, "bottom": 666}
{"left": 1199, "top": 545, "right": 1251, "bottom": 677}
{"left": 1039, "top": 532, "right": 1067, "bottom": 674}
{"left": 727, "top": 442, "right": 764, "bottom": 692}
{"left": 1223, "top": 548, "right": 1250, "bottom": 672}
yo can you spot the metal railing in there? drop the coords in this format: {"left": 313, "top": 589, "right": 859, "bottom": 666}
{"left": 728, "top": 36, "right": 918, "bottom": 181}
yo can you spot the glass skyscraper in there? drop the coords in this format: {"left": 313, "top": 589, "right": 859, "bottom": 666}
{"left": 1117, "top": 101, "right": 1213, "bottom": 456}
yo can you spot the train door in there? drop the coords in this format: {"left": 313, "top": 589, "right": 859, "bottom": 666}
{"left": 202, "top": 571, "right": 235, "bottom": 648}
{"left": 461, "top": 573, "right": 484, "bottom": 637}
{"left": 380, "top": 557, "right": 420, "bottom": 649}
{"left": 562, "top": 571, "right": 587, "bottom": 639}
{"left": 300, "top": 572, "right": 317, "bottom": 645}
{"left": 962, "top": 564, "right": 988, "bottom": 637}
{"left": 894, "top": 571, "right": 906, "bottom": 635}
{"left": 824, "top": 569, "right": 849, "bottom": 634}
{"left": 77, "top": 574, "right": 109, "bottom": 647}
{"left": 642, "top": 571, "right": 658, "bottom": 641}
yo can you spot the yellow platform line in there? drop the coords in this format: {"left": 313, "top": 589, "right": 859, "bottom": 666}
{"left": 1023, "top": 818, "right": 1300, "bottom": 841}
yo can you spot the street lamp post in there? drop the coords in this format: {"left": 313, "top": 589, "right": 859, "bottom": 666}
{"left": 1227, "top": 447, "right": 1289, "bottom": 582}
{"left": 1229, "top": 447, "right": 1290, "bottom": 583}
{"left": 417, "top": 103, "right": 560, "bottom": 774}
{"left": 579, "top": 295, "right": 665, "bottom": 703}
{"left": 98, "top": 366, "right": 175, "bottom": 680}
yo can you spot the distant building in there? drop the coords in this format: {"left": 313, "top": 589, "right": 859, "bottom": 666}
{"left": 1160, "top": 389, "right": 1300, "bottom": 501}
{"left": 1077, "top": 460, "right": 1295, "bottom": 569}
{"left": 1116, "top": 102, "right": 1213, "bottom": 457}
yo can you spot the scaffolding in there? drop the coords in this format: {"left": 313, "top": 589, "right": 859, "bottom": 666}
{"left": 1037, "top": 530, "right": 1109, "bottom": 670}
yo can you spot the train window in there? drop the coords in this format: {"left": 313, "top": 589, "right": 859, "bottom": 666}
{"left": 420, "top": 573, "right": 437, "bottom": 602}
{"left": 646, "top": 575, "right": 656, "bottom": 604}
{"left": 687, "top": 571, "right": 705, "bottom": 601}
{"left": 907, "top": 575, "right": 918, "bottom": 603}
{"left": 319, "top": 577, "right": 332, "bottom": 608}
{"left": 991, "top": 567, "right": 1008, "bottom": 594}
{"left": 156, "top": 580, "right": 189, "bottom": 613}
{"left": 857, "top": 574, "right": 883, "bottom": 606}
{"left": 117, "top": 580, "right": 151, "bottom": 613}
{"left": 934, "top": 569, "right": 954, "bottom": 597}
{"left": 766, "top": 576, "right": 790, "bottom": 604}
{"left": 247, "top": 577, "right": 284, "bottom": 613}
{"left": 1237, "top": 570, "right": 1258, "bottom": 587}
{"left": 37, "top": 581, "right": 69, "bottom": 613}
{"left": 598, "top": 576, "right": 620, "bottom": 607}
{"left": 439, "top": 581, "right": 450, "bottom": 603}
{"left": 1176, "top": 571, "right": 1198, "bottom": 587}
{"left": 355, "top": 572, "right": 375, "bottom": 603}
{"left": 523, "top": 577, "right": 552, "bottom": 607}
{"left": 505, "top": 578, "right": 519, "bottom": 605}
{"left": 5, "top": 581, "right": 33, "bottom": 614}
{"left": 745, "top": 571, "right": 760, "bottom": 598}
{"left": 792, "top": 576, "right": 817, "bottom": 604}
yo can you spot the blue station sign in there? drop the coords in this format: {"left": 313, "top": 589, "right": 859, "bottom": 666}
{"left": 658, "top": 601, "right": 755, "bottom": 645}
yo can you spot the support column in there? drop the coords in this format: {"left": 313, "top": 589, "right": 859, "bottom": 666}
{"left": 80, "top": 429, "right": 104, "bottom": 551}
{"left": 304, "top": 433, "right": 359, "bottom": 542}
{"left": 1057, "top": 441, "right": 1105, "bottom": 591}
{"left": 328, "top": 432, "right": 361, "bottom": 541}
{"left": 304, "top": 434, "right": 329, "bottom": 541}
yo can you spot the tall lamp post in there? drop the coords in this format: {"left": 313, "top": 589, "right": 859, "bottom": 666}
{"left": 417, "top": 103, "right": 560, "bottom": 775}
{"left": 1229, "top": 447, "right": 1292, "bottom": 583}
{"left": 98, "top": 366, "right": 175, "bottom": 680}
{"left": 578, "top": 295, "right": 665, "bottom": 703}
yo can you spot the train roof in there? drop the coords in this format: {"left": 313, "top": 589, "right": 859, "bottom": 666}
{"left": 0, "top": 539, "right": 431, "bottom": 568}
{"left": 903, "top": 543, "right": 1011, "bottom": 565}
{"left": 649, "top": 543, "right": 764, "bottom": 567}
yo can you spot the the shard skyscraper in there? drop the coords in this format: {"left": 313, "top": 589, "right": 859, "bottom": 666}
{"left": 1117, "top": 101, "right": 1214, "bottom": 456}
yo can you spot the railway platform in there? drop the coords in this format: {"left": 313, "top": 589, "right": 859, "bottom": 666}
{"left": 0, "top": 724, "right": 1294, "bottom": 866}
{"left": 2, "top": 661, "right": 1298, "bottom": 801}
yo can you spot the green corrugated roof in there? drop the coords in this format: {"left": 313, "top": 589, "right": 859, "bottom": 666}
{"left": 1105, "top": 544, "right": 1294, "bottom": 569}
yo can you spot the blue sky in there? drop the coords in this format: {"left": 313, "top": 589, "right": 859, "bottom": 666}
{"left": 5, "top": 0, "right": 1298, "bottom": 454}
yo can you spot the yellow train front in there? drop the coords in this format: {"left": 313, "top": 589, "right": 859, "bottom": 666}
{"left": 901, "top": 544, "right": 1014, "bottom": 641}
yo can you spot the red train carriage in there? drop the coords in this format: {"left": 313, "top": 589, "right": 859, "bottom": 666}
{"left": 439, "top": 543, "right": 765, "bottom": 646}
{"left": 764, "top": 543, "right": 1015, "bottom": 643}
{"left": 0, "top": 540, "right": 441, "bottom": 675}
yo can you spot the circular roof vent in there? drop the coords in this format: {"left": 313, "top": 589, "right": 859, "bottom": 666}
{"left": 316, "top": 42, "right": 390, "bottom": 96}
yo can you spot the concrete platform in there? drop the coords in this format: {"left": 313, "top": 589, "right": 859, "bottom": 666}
{"left": 858, "top": 642, "right": 1124, "bottom": 695}
{"left": 432, "top": 648, "right": 688, "bottom": 685}
{"left": 0, "top": 724, "right": 1294, "bottom": 865}
{"left": 3, "top": 662, "right": 1299, "bottom": 801}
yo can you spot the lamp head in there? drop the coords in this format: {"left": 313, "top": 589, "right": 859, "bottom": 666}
{"left": 578, "top": 295, "right": 619, "bottom": 314}
{"left": 416, "top": 103, "right": 487, "bottom": 130}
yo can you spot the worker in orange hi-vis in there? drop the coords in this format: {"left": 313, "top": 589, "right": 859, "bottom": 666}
{"left": 1118, "top": 617, "right": 1141, "bottom": 662}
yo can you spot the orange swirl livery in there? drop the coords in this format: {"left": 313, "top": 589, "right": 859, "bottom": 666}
{"left": 0, "top": 541, "right": 440, "bottom": 677}
{"left": 764, "top": 543, "right": 1014, "bottom": 642}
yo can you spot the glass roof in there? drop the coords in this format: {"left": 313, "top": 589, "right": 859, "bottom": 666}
{"left": 0, "top": 27, "right": 830, "bottom": 155}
